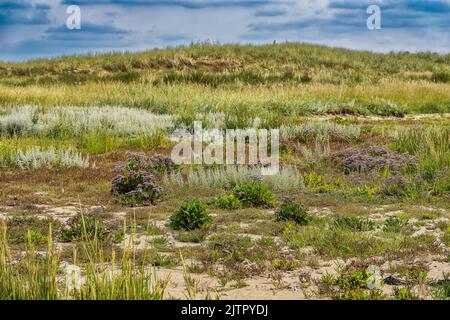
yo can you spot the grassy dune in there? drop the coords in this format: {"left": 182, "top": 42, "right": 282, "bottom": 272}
{"left": 1, "top": 43, "right": 449, "bottom": 114}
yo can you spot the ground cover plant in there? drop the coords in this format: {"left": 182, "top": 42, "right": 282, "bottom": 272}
{"left": 0, "top": 43, "right": 449, "bottom": 300}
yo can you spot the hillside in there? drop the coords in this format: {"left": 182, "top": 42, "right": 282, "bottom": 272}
{"left": 0, "top": 43, "right": 449, "bottom": 116}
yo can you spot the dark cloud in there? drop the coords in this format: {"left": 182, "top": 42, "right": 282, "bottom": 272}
{"left": 0, "top": 23, "right": 135, "bottom": 60}
{"left": 254, "top": 8, "right": 287, "bottom": 17}
{"left": 0, "top": 0, "right": 50, "bottom": 25}
{"left": 249, "top": 0, "right": 450, "bottom": 36}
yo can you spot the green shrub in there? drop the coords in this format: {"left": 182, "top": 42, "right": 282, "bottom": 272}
{"left": 214, "top": 193, "right": 242, "bottom": 210}
{"left": 58, "top": 214, "right": 122, "bottom": 243}
{"left": 365, "top": 99, "right": 404, "bottom": 117}
{"left": 431, "top": 71, "right": 450, "bottom": 83}
{"left": 432, "top": 168, "right": 450, "bottom": 195}
{"left": 383, "top": 217, "right": 407, "bottom": 233}
{"left": 323, "top": 268, "right": 386, "bottom": 300}
{"left": 177, "top": 229, "right": 208, "bottom": 243}
{"left": 394, "top": 286, "right": 420, "bottom": 300}
{"left": 333, "top": 216, "right": 374, "bottom": 232}
{"left": 429, "top": 273, "right": 449, "bottom": 300}
{"left": 232, "top": 182, "right": 276, "bottom": 208}
{"left": 169, "top": 199, "right": 212, "bottom": 231}
{"left": 275, "top": 199, "right": 309, "bottom": 225}
{"left": 26, "top": 230, "right": 47, "bottom": 246}
{"left": 207, "top": 234, "right": 253, "bottom": 251}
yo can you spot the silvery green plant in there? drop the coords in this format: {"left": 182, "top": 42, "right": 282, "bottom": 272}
{"left": 280, "top": 122, "right": 361, "bottom": 143}
{"left": 0, "top": 105, "right": 174, "bottom": 138}
{"left": 168, "top": 165, "right": 303, "bottom": 192}
{"left": 15, "top": 147, "right": 89, "bottom": 169}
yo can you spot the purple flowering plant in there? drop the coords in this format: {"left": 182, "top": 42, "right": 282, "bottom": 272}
{"left": 111, "top": 152, "right": 177, "bottom": 206}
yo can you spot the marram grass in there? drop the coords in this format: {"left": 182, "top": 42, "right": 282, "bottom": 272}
{"left": 0, "top": 218, "right": 171, "bottom": 300}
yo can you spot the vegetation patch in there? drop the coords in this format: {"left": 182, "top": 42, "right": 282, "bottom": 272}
{"left": 169, "top": 199, "right": 212, "bottom": 231}
{"left": 275, "top": 198, "right": 309, "bottom": 225}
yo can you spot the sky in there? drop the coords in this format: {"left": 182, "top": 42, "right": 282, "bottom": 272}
{"left": 0, "top": 0, "right": 449, "bottom": 61}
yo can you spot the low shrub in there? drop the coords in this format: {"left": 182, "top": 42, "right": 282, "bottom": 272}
{"left": 431, "top": 168, "right": 450, "bottom": 195}
{"left": 148, "top": 155, "right": 180, "bottom": 174}
{"left": 429, "top": 273, "right": 449, "bottom": 300}
{"left": 169, "top": 199, "right": 212, "bottom": 231}
{"left": 58, "top": 214, "right": 123, "bottom": 243}
{"left": 111, "top": 152, "right": 164, "bottom": 206}
{"left": 275, "top": 198, "right": 309, "bottom": 225}
{"left": 394, "top": 286, "right": 420, "bottom": 300}
{"left": 379, "top": 175, "right": 411, "bottom": 197}
{"left": 320, "top": 267, "right": 386, "bottom": 300}
{"left": 214, "top": 193, "right": 242, "bottom": 210}
{"left": 383, "top": 217, "right": 407, "bottom": 233}
{"left": 232, "top": 182, "right": 276, "bottom": 208}
{"left": 26, "top": 230, "right": 47, "bottom": 246}
{"left": 365, "top": 99, "right": 404, "bottom": 117}
{"left": 331, "top": 146, "right": 416, "bottom": 174}
{"left": 177, "top": 229, "right": 209, "bottom": 243}
{"left": 333, "top": 216, "right": 374, "bottom": 232}
{"left": 431, "top": 71, "right": 450, "bottom": 83}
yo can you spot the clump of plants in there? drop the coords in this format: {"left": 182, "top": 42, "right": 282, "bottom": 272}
{"left": 379, "top": 174, "right": 412, "bottom": 197}
{"left": 275, "top": 197, "right": 309, "bottom": 225}
{"left": 333, "top": 216, "right": 374, "bottom": 232}
{"left": 177, "top": 229, "right": 209, "bottom": 243}
{"left": 429, "top": 273, "right": 450, "bottom": 300}
{"left": 26, "top": 230, "right": 47, "bottom": 246}
{"left": 169, "top": 199, "right": 212, "bottom": 231}
{"left": 232, "top": 182, "right": 276, "bottom": 208}
{"left": 111, "top": 152, "right": 170, "bottom": 206}
{"left": 148, "top": 155, "right": 180, "bottom": 174}
{"left": 58, "top": 214, "right": 123, "bottom": 243}
{"left": 320, "top": 267, "right": 386, "bottom": 300}
{"left": 213, "top": 193, "right": 243, "bottom": 210}
{"left": 365, "top": 99, "right": 404, "bottom": 117}
{"left": 431, "top": 167, "right": 450, "bottom": 195}
{"left": 383, "top": 217, "right": 407, "bottom": 233}
{"left": 331, "top": 146, "right": 416, "bottom": 174}
{"left": 394, "top": 286, "right": 420, "bottom": 300}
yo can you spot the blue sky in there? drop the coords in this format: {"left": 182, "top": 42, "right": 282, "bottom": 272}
{"left": 0, "top": 0, "right": 449, "bottom": 61}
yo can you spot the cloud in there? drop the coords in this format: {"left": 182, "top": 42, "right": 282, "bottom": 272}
{"left": 45, "top": 23, "right": 132, "bottom": 42}
{"left": 0, "top": 0, "right": 51, "bottom": 25}
{"left": 327, "top": 0, "right": 450, "bottom": 30}
{"left": 158, "top": 33, "right": 192, "bottom": 42}
{"left": 60, "top": 0, "right": 285, "bottom": 9}
{"left": 1, "top": 0, "right": 450, "bottom": 61}
{"left": 254, "top": 8, "right": 287, "bottom": 17}
{"left": 0, "top": 23, "right": 136, "bottom": 61}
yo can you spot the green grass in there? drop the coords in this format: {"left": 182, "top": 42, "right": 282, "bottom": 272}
{"left": 391, "top": 126, "right": 450, "bottom": 180}
{"left": 0, "top": 221, "right": 170, "bottom": 300}
{"left": 0, "top": 43, "right": 449, "bottom": 115}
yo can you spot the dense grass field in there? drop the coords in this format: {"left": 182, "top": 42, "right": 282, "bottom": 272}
{"left": 0, "top": 43, "right": 449, "bottom": 300}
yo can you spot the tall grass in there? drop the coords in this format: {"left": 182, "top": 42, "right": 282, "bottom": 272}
{"left": 0, "top": 217, "right": 170, "bottom": 300}
{"left": 391, "top": 126, "right": 450, "bottom": 179}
